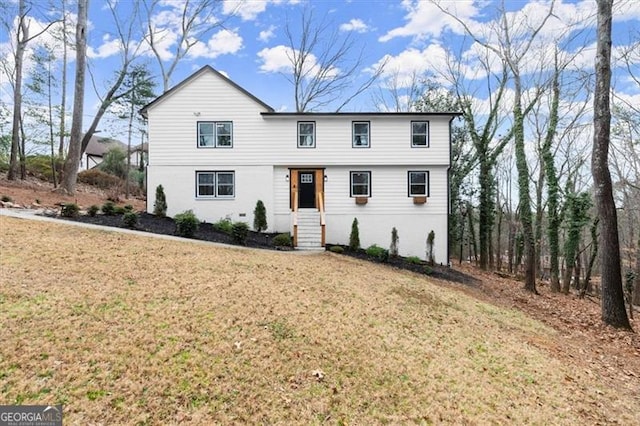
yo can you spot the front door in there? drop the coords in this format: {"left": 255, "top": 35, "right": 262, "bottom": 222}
{"left": 298, "top": 171, "right": 316, "bottom": 208}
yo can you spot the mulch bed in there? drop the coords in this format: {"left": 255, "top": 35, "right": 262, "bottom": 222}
{"left": 61, "top": 212, "right": 478, "bottom": 285}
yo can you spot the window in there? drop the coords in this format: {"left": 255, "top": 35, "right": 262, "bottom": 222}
{"left": 408, "top": 171, "right": 429, "bottom": 196}
{"left": 353, "top": 122, "right": 370, "bottom": 147}
{"left": 298, "top": 122, "right": 315, "bottom": 148}
{"left": 411, "top": 121, "right": 429, "bottom": 147}
{"left": 198, "top": 121, "right": 233, "bottom": 148}
{"left": 350, "top": 171, "right": 371, "bottom": 197}
{"left": 196, "top": 171, "right": 235, "bottom": 198}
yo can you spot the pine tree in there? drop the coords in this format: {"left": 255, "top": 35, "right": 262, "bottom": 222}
{"left": 253, "top": 200, "right": 267, "bottom": 232}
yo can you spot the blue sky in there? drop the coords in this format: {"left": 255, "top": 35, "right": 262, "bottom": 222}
{"left": 1, "top": 0, "right": 639, "bottom": 139}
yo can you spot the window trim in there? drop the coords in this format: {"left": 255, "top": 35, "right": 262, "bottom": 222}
{"left": 408, "top": 170, "right": 429, "bottom": 197}
{"left": 197, "top": 121, "right": 233, "bottom": 148}
{"left": 352, "top": 121, "right": 370, "bottom": 148}
{"left": 410, "top": 120, "right": 429, "bottom": 148}
{"left": 196, "top": 171, "right": 235, "bottom": 199}
{"left": 350, "top": 171, "right": 371, "bottom": 198}
{"left": 297, "top": 121, "right": 316, "bottom": 148}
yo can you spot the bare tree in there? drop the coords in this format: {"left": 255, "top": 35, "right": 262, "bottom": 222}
{"left": 59, "top": 0, "right": 87, "bottom": 194}
{"left": 371, "top": 69, "right": 423, "bottom": 112}
{"left": 57, "top": 0, "right": 69, "bottom": 158}
{"left": 592, "top": 0, "right": 631, "bottom": 329}
{"left": 282, "top": 7, "right": 385, "bottom": 112}
{"left": 5, "top": 0, "right": 58, "bottom": 180}
{"left": 142, "top": 0, "right": 228, "bottom": 93}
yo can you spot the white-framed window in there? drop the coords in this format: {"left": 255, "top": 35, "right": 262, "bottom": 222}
{"left": 411, "top": 121, "right": 429, "bottom": 147}
{"left": 408, "top": 171, "right": 429, "bottom": 196}
{"left": 298, "top": 121, "right": 316, "bottom": 148}
{"left": 198, "top": 121, "right": 233, "bottom": 148}
{"left": 350, "top": 171, "right": 371, "bottom": 197}
{"left": 353, "top": 121, "right": 370, "bottom": 147}
{"left": 196, "top": 171, "right": 235, "bottom": 198}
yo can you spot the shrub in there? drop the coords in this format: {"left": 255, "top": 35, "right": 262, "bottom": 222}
{"left": 153, "top": 185, "right": 167, "bottom": 217}
{"left": 426, "top": 230, "right": 435, "bottom": 265}
{"left": 114, "top": 206, "right": 126, "bottom": 215}
{"left": 272, "top": 233, "right": 292, "bottom": 247}
{"left": 329, "top": 245, "right": 344, "bottom": 254}
{"left": 232, "top": 221, "right": 250, "bottom": 245}
{"left": 349, "top": 218, "right": 360, "bottom": 251}
{"left": 98, "top": 147, "right": 128, "bottom": 179}
{"left": 424, "top": 265, "right": 433, "bottom": 275}
{"left": 390, "top": 227, "right": 399, "bottom": 257}
{"left": 1, "top": 195, "right": 12, "bottom": 203}
{"left": 212, "top": 218, "right": 233, "bottom": 234}
{"left": 101, "top": 201, "right": 116, "bottom": 216}
{"left": 61, "top": 203, "right": 79, "bottom": 218}
{"left": 253, "top": 200, "right": 267, "bottom": 232}
{"left": 366, "top": 244, "right": 389, "bottom": 262}
{"left": 124, "top": 204, "right": 134, "bottom": 212}
{"left": 122, "top": 211, "right": 138, "bottom": 228}
{"left": 78, "top": 169, "right": 123, "bottom": 189}
{"left": 25, "top": 154, "right": 63, "bottom": 182}
{"left": 87, "top": 205, "right": 100, "bottom": 217}
{"left": 406, "top": 256, "right": 422, "bottom": 265}
{"left": 174, "top": 210, "right": 199, "bottom": 238}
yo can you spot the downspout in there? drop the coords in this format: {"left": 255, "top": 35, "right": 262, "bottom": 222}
{"left": 447, "top": 115, "right": 455, "bottom": 267}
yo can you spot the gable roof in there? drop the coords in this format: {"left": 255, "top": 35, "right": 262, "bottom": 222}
{"left": 84, "top": 135, "right": 126, "bottom": 156}
{"left": 140, "top": 65, "right": 274, "bottom": 117}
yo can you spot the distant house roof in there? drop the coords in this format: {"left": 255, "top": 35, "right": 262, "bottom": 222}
{"left": 84, "top": 135, "right": 127, "bottom": 157}
{"left": 132, "top": 142, "right": 148, "bottom": 153}
{"left": 140, "top": 65, "right": 275, "bottom": 118}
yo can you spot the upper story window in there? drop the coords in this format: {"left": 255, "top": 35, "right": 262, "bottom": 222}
{"left": 350, "top": 171, "right": 371, "bottom": 197}
{"left": 353, "top": 121, "right": 370, "bottom": 148}
{"left": 196, "top": 171, "right": 235, "bottom": 198}
{"left": 408, "top": 171, "right": 429, "bottom": 196}
{"left": 298, "top": 121, "right": 316, "bottom": 148}
{"left": 411, "top": 121, "right": 429, "bottom": 147}
{"left": 198, "top": 121, "right": 233, "bottom": 148}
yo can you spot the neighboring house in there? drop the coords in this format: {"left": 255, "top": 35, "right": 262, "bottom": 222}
{"left": 130, "top": 142, "right": 148, "bottom": 170}
{"left": 141, "top": 66, "right": 459, "bottom": 263}
{"left": 82, "top": 135, "right": 127, "bottom": 170}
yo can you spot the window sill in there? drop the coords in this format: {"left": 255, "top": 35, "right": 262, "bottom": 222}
{"left": 413, "top": 196, "right": 427, "bottom": 204}
{"left": 355, "top": 197, "right": 369, "bottom": 205}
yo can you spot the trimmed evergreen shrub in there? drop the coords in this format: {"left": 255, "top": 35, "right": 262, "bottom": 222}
{"left": 390, "top": 227, "right": 399, "bottom": 257}
{"left": 124, "top": 204, "right": 134, "bottom": 212}
{"left": 366, "top": 244, "right": 389, "bottom": 262}
{"left": 174, "top": 210, "right": 199, "bottom": 238}
{"left": 349, "top": 218, "right": 360, "bottom": 251}
{"left": 329, "top": 245, "right": 344, "bottom": 254}
{"left": 253, "top": 200, "right": 267, "bottom": 232}
{"left": 122, "top": 212, "right": 138, "bottom": 228}
{"left": 153, "top": 185, "right": 167, "bottom": 217}
{"left": 406, "top": 256, "right": 422, "bottom": 265}
{"left": 232, "top": 221, "right": 250, "bottom": 245}
{"left": 272, "top": 233, "right": 292, "bottom": 247}
{"left": 61, "top": 203, "right": 80, "bottom": 218}
{"left": 101, "top": 201, "right": 116, "bottom": 216}
{"left": 87, "top": 205, "right": 100, "bottom": 217}
{"left": 212, "top": 218, "right": 233, "bottom": 234}
{"left": 426, "top": 230, "right": 435, "bottom": 265}
{"left": 114, "top": 206, "right": 126, "bottom": 215}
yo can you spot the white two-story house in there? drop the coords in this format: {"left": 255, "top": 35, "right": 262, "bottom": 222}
{"left": 141, "top": 66, "right": 459, "bottom": 264}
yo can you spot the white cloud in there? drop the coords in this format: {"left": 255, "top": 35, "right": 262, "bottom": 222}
{"left": 370, "top": 44, "right": 451, "bottom": 88}
{"left": 87, "top": 34, "right": 123, "bottom": 59}
{"left": 223, "top": 0, "right": 269, "bottom": 21}
{"left": 339, "top": 18, "right": 369, "bottom": 33}
{"left": 257, "top": 45, "right": 296, "bottom": 73}
{"left": 188, "top": 28, "right": 243, "bottom": 59}
{"left": 257, "top": 45, "right": 339, "bottom": 79}
{"left": 258, "top": 25, "right": 277, "bottom": 43}
{"left": 380, "top": 0, "right": 480, "bottom": 42}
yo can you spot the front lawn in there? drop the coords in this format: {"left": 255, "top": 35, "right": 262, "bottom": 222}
{"left": 0, "top": 217, "right": 637, "bottom": 424}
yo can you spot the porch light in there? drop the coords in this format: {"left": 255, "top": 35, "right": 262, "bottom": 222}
{"left": 285, "top": 174, "right": 289, "bottom": 182}
{"left": 324, "top": 175, "right": 328, "bottom": 182}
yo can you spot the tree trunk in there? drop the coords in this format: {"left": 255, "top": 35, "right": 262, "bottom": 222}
{"left": 60, "top": 0, "right": 88, "bottom": 194}
{"left": 478, "top": 159, "right": 494, "bottom": 270}
{"left": 58, "top": 0, "right": 67, "bottom": 159}
{"left": 513, "top": 78, "right": 537, "bottom": 293}
{"left": 8, "top": 0, "right": 27, "bottom": 181}
{"left": 592, "top": 0, "right": 631, "bottom": 329}
{"left": 634, "top": 235, "right": 640, "bottom": 306}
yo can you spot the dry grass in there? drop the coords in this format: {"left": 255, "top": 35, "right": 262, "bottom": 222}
{"left": 1, "top": 216, "right": 638, "bottom": 425}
